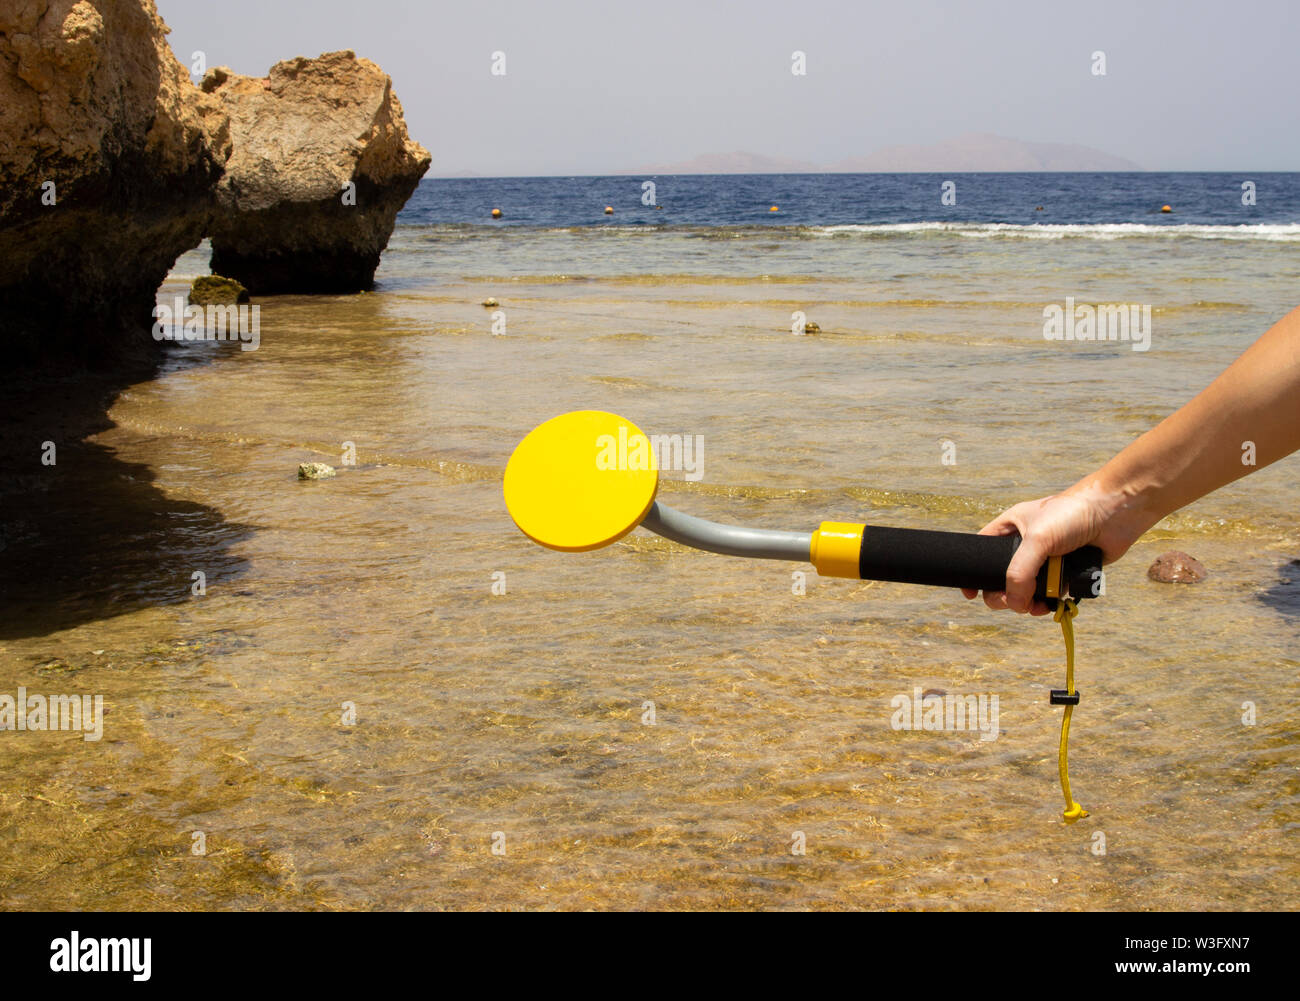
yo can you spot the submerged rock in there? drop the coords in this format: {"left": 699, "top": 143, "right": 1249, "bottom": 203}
{"left": 1147, "top": 551, "right": 1207, "bottom": 583}
{"left": 189, "top": 275, "right": 249, "bottom": 306}
{"left": 0, "top": 0, "right": 230, "bottom": 366}
{"left": 204, "top": 51, "right": 431, "bottom": 294}
{"left": 298, "top": 462, "right": 336, "bottom": 480}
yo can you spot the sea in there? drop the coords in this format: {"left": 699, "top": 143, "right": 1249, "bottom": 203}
{"left": 2, "top": 172, "right": 1297, "bottom": 910}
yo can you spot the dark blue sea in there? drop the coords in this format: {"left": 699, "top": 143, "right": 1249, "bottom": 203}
{"left": 400, "top": 172, "right": 1300, "bottom": 229}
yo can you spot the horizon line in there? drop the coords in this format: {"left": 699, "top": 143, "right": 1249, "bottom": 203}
{"left": 424, "top": 168, "right": 1299, "bottom": 179}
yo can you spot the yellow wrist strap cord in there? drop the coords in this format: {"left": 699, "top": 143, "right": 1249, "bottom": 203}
{"left": 1052, "top": 597, "right": 1088, "bottom": 824}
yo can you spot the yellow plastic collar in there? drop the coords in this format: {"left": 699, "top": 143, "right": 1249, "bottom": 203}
{"left": 1046, "top": 554, "right": 1063, "bottom": 599}
{"left": 810, "top": 522, "right": 865, "bottom": 578}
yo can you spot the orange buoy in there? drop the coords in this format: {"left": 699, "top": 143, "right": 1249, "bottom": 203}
{"left": 604, "top": 206, "right": 613, "bottom": 215}
{"left": 1161, "top": 204, "right": 1172, "bottom": 213}
{"left": 491, "top": 208, "right": 502, "bottom": 219}
{"left": 769, "top": 205, "right": 779, "bottom": 212}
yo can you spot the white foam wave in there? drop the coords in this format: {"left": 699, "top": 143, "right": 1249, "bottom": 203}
{"left": 808, "top": 222, "right": 1300, "bottom": 241}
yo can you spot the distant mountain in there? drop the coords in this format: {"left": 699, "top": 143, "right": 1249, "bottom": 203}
{"left": 828, "top": 133, "right": 1143, "bottom": 172}
{"left": 625, "top": 151, "right": 821, "bottom": 175}
{"left": 616, "top": 134, "right": 1142, "bottom": 175}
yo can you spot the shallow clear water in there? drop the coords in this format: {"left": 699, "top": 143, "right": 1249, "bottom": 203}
{"left": 1, "top": 218, "right": 1297, "bottom": 910}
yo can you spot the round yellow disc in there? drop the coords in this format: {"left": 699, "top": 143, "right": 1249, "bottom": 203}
{"left": 504, "top": 410, "right": 659, "bottom": 552}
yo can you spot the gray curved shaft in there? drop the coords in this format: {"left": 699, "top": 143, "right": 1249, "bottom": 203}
{"left": 640, "top": 502, "right": 812, "bottom": 563}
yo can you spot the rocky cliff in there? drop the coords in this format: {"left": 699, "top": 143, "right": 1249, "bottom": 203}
{"left": 204, "top": 52, "right": 431, "bottom": 294}
{"left": 0, "top": 2, "right": 430, "bottom": 369}
{"left": 0, "top": 0, "right": 229, "bottom": 366}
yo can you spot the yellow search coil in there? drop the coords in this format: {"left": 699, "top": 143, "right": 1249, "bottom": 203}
{"left": 504, "top": 410, "right": 659, "bottom": 552}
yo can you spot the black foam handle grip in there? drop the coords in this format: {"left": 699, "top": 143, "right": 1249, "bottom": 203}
{"left": 858, "top": 525, "right": 1104, "bottom": 601}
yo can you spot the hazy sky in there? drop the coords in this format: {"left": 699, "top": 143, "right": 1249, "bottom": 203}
{"left": 160, "top": 0, "right": 1299, "bottom": 175}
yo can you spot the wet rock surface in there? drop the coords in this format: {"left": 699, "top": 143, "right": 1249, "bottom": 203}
{"left": 189, "top": 274, "right": 249, "bottom": 306}
{"left": 1148, "top": 551, "right": 1208, "bottom": 583}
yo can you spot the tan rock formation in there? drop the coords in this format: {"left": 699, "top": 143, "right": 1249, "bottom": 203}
{"left": 203, "top": 50, "right": 431, "bottom": 294}
{"left": 1, "top": 6, "right": 430, "bottom": 366}
{"left": 0, "top": 0, "right": 229, "bottom": 366}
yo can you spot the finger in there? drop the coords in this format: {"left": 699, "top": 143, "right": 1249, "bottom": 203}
{"left": 982, "top": 589, "right": 1010, "bottom": 611}
{"left": 960, "top": 588, "right": 977, "bottom": 600}
{"left": 1028, "top": 599, "right": 1051, "bottom": 616}
{"left": 977, "top": 514, "right": 1021, "bottom": 537}
{"left": 1004, "top": 536, "right": 1047, "bottom": 613}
